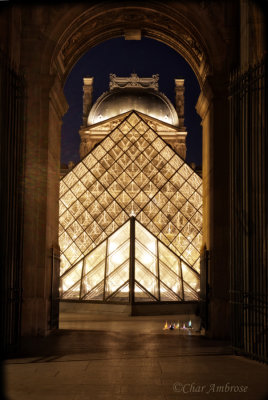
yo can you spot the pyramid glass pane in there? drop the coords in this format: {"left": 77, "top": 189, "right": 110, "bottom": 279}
{"left": 59, "top": 111, "right": 202, "bottom": 302}
{"left": 105, "top": 261, "right": 130, "bottom": 298}
{"left": 134, "top": 282, "right": 156, "bottom": 302}
{"left": 84, "top": 242, "right": 106, "bottom": 275}
{"left": 83, "top": 280, "right": 104, "bottom": 301}
{"left": 60, "top": 261, "right": 83, "bottom": 299}
{"left": 160, "top": 282, "right": 180, "bottom": 301}
{"left": 135, "top": 261, "right": 158, "bottom": 299}
{"left": 183, "top": 282, "right": 199, "bottom": 301}
{"left": 108, "top": 221, "right": 130, "bottom": 254}
{"left": 159, "top": 242, "right": 181, "bottom": 276}
{"left": 107, "top": 282, "right": 130, "bottom": 302}
{"left": 62, "top": 282, "right": 81, "bottom": 300}
{"left": 181, "top": 262, "right": 200, "bottom": 293}
{"left": 107, "top": 241, "right": 130, "bottom": 275}
{"left": 135, "top": 242, "right": 156, "bottom": 273}
{"left": 159, "top": 262, "right": 182, "bottom": 298}
{"left": 81, "top": 261, "right": 105, "bottom": 297}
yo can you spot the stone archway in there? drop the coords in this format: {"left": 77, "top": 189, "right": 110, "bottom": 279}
{"left": 20, "top": 1, "right": 238, "bottom": 338}
{"left": 50, "top": 4, "right": 210, "bottom": 86}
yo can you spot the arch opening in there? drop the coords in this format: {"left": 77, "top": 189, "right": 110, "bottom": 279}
{"left": 50, "top": 4, "right": 211, "bottom": 87}
{"left": 58, "top": 32, "right": 204, "bottom": 317}
{"left": 46, "top": 3, "right": 219, "bottom": 329}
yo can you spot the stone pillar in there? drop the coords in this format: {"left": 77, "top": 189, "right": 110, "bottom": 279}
{"left": 82, "top": 77, "right": 93, "bottom": 127}
{"left": 79, "top": 133, "right": 91, "bottom": 159}
{"left": 47, "top": 76, "right": 68, "bottom": 330}
{"left": 21, "top": 68, "right": 68, "bottom": 336}
{"left": 240, "top": 0, "right": 266, "bottom": 71}
{"left": 196, "top": 75, "right": 230, "bottom": 339}
{"left": 174, "top": 79, "right": 186, "bottom": 129}
{"left": 174, "top": 79, "right": 187, "bottom": 159}
{"left": 173, "top": 140, "right": 186, "bottom": 159}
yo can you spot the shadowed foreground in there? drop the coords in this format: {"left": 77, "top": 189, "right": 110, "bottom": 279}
{"left": 4, "top": 315, "right": 268, "bottom": 400}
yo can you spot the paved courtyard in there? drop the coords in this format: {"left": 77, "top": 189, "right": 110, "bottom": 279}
{"left": 4, "top": 314, "right": 268, "bottom": 400}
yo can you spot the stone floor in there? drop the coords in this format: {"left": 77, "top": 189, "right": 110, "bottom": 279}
{"left": 3, "top": 314, "right": 268, "bottom": 400}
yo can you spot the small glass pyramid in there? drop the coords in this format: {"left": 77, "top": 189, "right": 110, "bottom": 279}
{"left": 60, "top": 218, "right": 199, "bottom": 302}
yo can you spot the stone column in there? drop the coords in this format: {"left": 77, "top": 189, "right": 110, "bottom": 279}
{"left": 174, "top": 79, "right": 186, "bottom": 129}
{"left": 82, "top": 77, "right": 93, "bottom": 127}
{"left": 174, "top": 79, "right": 187, "bottom": 159}
{"left": 21, "top": 67, "right": 68, "bottom": 335}
{"left": 240, "top": 0, "right": 266, "bottom": 71}
{"left": 173, "top": 139, "right": 187, "bottom": 159}
{"left": 79, "top": 132, "right": 93, "bottom": 158}
{"left": 47, "top": 76, "right": 68, "bottom": 330}
{"left": 196, "top": 75, "right": 230, "bottom": 339}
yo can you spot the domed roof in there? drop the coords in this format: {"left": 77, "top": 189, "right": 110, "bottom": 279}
{"left": 87, "top": 75, "right": 179, "bottom": 127}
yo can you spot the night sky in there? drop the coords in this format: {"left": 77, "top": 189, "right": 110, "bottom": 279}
{"left": 61, "top": 37, "right": 202, "bottom": 167}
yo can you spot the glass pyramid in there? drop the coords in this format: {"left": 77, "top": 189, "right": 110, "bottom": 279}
{"left": 60, "top": 218, "right": 200, "bottom": 301}
{"left": 59, "top": 111, "right": 202, "bottom": 301}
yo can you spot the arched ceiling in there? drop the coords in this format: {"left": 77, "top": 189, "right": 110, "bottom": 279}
{"left": 50, "top": 2, "right": 213, "bottom": 87}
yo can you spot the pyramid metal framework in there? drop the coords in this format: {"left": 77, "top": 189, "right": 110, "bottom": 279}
{"left": 59, "top": 111, "right": 202, "bottom": 301}
{"left": 60, "top": 218, "right": 200, "bottom": 302}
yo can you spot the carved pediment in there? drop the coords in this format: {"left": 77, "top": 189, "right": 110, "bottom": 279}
{"left": 109, "top": 73, "right": 159, "bottom": 91}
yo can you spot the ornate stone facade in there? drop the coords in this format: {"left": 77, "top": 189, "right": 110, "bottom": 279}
{"left": 79, "top": 74, "right": 187, "bottom": 160}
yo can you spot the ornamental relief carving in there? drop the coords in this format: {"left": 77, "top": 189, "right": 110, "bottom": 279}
{"left": 179, "top": 33, "right": 203, "bottom": 62}
{"left": 109, "top": 73, "right": 159, "bottom": 90}
{"left": 62, "top": 32, "right": 82, "bottom": 57}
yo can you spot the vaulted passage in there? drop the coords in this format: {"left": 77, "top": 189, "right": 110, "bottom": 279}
{"left": 59, "top": 111, "right": 202, "bottom": 305}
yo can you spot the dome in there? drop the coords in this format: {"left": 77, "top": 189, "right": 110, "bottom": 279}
{"left": 87, "top": 88, "right": 179, "bottom": 127}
